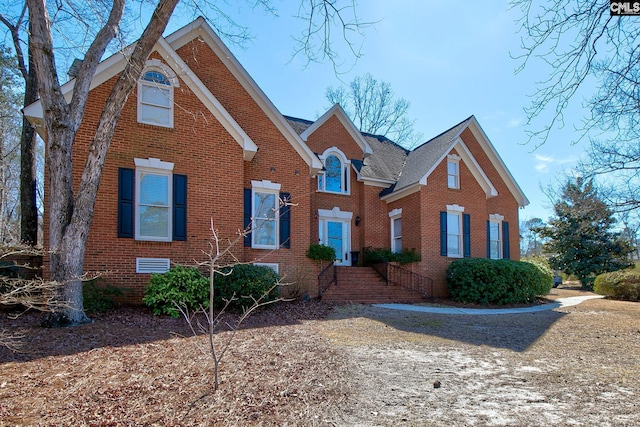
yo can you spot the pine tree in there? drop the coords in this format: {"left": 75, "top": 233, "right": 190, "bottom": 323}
{"left": 537, "top": 177, "right": 633, "bottom": 289}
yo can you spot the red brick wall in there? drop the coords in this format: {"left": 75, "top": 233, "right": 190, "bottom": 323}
{"left": 44, "top": 44, "right": 316, "bottom": 303}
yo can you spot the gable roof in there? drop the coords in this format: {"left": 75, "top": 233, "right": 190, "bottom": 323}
{"left": 299, "top": 104, "right": 373, "bottom": 156}
{"left": 23, "top": 17, "right": 323, "bottom": 172}
{"left": 382, "top": 116, "right": 528, "bottom": 207}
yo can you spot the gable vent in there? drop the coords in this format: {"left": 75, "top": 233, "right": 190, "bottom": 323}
{"left": 136, "top": 258, "right": 170, "bottom": 274}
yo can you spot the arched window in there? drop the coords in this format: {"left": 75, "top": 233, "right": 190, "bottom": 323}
{"left": 318, "top": 148, "right": 350, "bottom": 195}
{"left": 138, "top": 61, "right": 177, "bottom": 128}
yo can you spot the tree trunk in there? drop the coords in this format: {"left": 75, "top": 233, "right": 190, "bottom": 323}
{"left": 20, "top": 57, "right": 38, "bottom": 245}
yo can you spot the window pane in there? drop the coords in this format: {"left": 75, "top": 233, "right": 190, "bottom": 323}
{"left": 254, "top": 192, "right": 276, "bottom": 219}
{"left": 143, "top": 71, "right": 171, "bottom": 85}
{"left": 140, "top": 174, "right": 168, "bottom": 205}
{"left": 139, "top": 206, "right": 169, "bottom": 238}
{"left": 325, "top": 155, "right": 342, "bottom": 192}
{"left": 448, "top": 161, "right": 458, "bottom": 175}
{"left": 448, "top": 175, "right": 458, "bottom": 188}
{"left": 253, "top": 218, "right": 276, "bottom": 246}
{"left": 447, "top": 213, "right": 460, "bottom": 234}
{"left": 140, "top": 104, "right": 171, "bottom": 126}
{"left": 490, "top": 241, "right": 501, "bottom": 259}
{"left": 447, "top": 235, "right": 460, "bottom": 255}
{"left": 141, "top": 85, "right": 171, "bottom": 107}
{"left": 327, "top": 221, "right": 343, "bottom": 261}
{"left": 393, "top": 218, "right": 402, "bottom": 238}
{"left": 489, "top": 222, "right": 500, "bottom": 240}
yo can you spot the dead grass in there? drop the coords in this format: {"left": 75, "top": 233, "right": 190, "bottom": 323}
{"left": 1, "top": 287, "right": 639, "bottom": 426}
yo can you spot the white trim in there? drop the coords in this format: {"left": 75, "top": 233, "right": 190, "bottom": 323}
{"left": 136, "top": 258, "right": 170, "bottom": 274}
{"left": 381, "top": 182, "right": 422, "bottom": 203}
{"left": 134, "top": 157, "right": 174, "bottom": 170}
{"left": 388, "top": 208, "right": 403, "bottom": 218}
{"left": 318, "top": 148, "right": 351, "bottom": 195}
{"left": 488, "top": 216, "right": 503, "bottom": 260}
{"left": 137, "top": 66, "right": 175, "bottom": 128}
{"left": 490, "top": 213, "right": 505, "bottom": 221}
{"left": 144, "top": 59, "right": 180, "bottom": 87}
{"left": 446, "top": 204, "right": 465, "bottom": 213}
{"left": 251, "top": 179, "right": 281, "bottom": 191}
{"left": 447, "top": 157, "right": 460, "bottom": 189}
{"left": 318, "top": 207, "right": 353, "bottom": 220}
{"left": 254, "top": 262, "right": 279, "bottom": 274}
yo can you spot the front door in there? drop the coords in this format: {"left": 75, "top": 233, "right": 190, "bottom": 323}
{"left": 320, "top": 218, "right": 351, "bottom": 266}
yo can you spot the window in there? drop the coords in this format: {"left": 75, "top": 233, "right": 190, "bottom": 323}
{"left": 135, "top": 159, "right": 174, "bottom": 242}
{"left": 447, "top": 155, "right": 460, "bottom": 189}
{"left": 488, "top": 221, "right": 502, "bottom": 259}
{"left": 251, "top": 180, "right": 281, "bottom": 249}
{"left": 137, "top": 60, "right": 178, "bottom": 128}
{"left": 318, "top": 148, "right": 350, "bottom": 195}
{"left": 389, "top": 208, "right": 402, "bottom": 253}
{"left": 440, "top": 205, "right": 470, "bottom": 258}
{"left": 447, "top": 212, "right": 462, "bottom": 257}
{"left": 118, "top": 160, "right": 187, "bottom": 242}
{"left": 488, "top": 214, "right": 509, "bottom": 260}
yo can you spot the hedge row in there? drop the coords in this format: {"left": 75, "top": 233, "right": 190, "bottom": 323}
{"left": 446, "top": 258, "right": 553, "bottom": 305}
{"left": 594, "top": 270, "right": 640, "bottom": 302}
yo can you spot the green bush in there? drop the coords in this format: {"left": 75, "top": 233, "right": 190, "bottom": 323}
{"left": 306, "top": 244, "right": 336, "bottom": 261}
{"left": 363, "top": 247, "right": 421, "bottom": 265}
{"left": 521, "top": 256, "right": 555, "bottom": 296}
{"left": 143, "top": 266, "right": 210, "bottom": 317}
{"left": 83, "top": 279, "right": 123, "bottom": 313}
{"left": 213, "top": 264, "right": 280, "bottom": 310}
{"left": 594, "top": 270, "right": 640, "bottom": 301}
{"left": 446, "top": 258, "right": 553, "bottom": 305}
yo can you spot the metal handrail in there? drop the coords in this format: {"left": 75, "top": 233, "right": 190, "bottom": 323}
{"left": 317, "top": 261, "right": 336, "bottom": 296}
{"left": 387, "top": 263, "right": 434, "bottom": 299}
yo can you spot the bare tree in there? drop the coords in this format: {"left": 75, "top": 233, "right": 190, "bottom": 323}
{"left": 326, "top": 73, "right": 422, "bottom": 148}
{"left": 24, "top": 0, "right": 364, "bottom": 326}
{"left": 513, "top": 0, "right": 640, "bottom": 145}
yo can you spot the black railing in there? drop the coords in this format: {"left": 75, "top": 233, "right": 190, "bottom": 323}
{"left": 318, "top": 262, "right": 336, "bottom": 296}
{"left": 371, "top": 261, "right": 433, "bottom": 299}
{"left": 387, "top": 263, "right": 434, "bottom": 299}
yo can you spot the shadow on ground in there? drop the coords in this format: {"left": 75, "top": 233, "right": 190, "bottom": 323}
{"left": 326, "top": 304, "right": 567, "bottom": 352}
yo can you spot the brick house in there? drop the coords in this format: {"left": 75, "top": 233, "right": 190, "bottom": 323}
{"left": 24, "top": 17, "right": 528, "bottom": 303}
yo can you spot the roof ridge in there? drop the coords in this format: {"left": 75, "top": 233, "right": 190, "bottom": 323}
{"left": 410, "top": 115, "right": 474, "bottom": 152}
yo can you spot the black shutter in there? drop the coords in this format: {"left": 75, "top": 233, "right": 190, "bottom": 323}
{"left": 279, "top": 192, "right": 291, "bottom": 249}
{"left": 440, "top": 211, "right": 447, "bottom": 256}
{"left": 463, "top": 213, "right": 471, "bottom": 258}
{"left": 502, "top": 221, "right": 510, "bottom": 260}
{"left": 244, "top": 188, "right": 252, "bottom": 247}
{"left": 118, "top": 168, "right": 134, "bottom": 238}
{"left": 172, "top": 174, "right": 187, "bottom": 241}
{"left": 486, "top": 220, "right": 491, "bottom": 258}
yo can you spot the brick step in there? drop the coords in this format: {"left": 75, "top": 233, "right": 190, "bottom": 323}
{"left": 322, "top": 266, "right": 424, "bottom": 304}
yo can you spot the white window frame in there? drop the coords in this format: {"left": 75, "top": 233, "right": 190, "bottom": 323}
{"left": 489, "top": 213, "right": 504, "bottom": 260}
{"left": 447, "top": 154, "right": 461, "bottom": 189}
{"left": 137, "top": 59, "right": 179, "bottom": 128}
{"left": 389, "top": 208, "right": 403, "bottom": 253}
{"left": 251, "top": 180, "right": 281, "bottom": 250}
{"left": 317, "top": 147, "right": 351, "bottom": 195}
{"left": 446, "top": 204, "right": 464, "bottom": 258}
{"left": 134, "top": 158, "right": 174, "bottom": 242}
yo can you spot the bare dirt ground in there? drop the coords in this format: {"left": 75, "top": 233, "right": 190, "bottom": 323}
{"left": 1, "top": 285, "right": 639, "bottom": 426}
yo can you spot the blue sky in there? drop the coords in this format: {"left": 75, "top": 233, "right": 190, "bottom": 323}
{"left": 177, "top": 0, "right": 590, "bottom": 223}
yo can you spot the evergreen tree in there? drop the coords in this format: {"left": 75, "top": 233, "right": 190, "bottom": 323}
{"left": 537, "top": 177, "right": 633, "bottom": 289}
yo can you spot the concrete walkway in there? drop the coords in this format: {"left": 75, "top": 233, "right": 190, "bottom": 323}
{"left": 373, "top": 295, "right": 605, "bottom": 315}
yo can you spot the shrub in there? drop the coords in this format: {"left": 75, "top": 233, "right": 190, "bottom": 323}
{"left": 143, "top": 266, "right": 210, "bottom": 317}
{"left": 306, "top": 244, "right": 336, "bottom": 261}
{"left": 594, "top": 270, "right": 640, "bottom": 302}
{"left": 213, "top": 264, "right": 280, "bottom": 310}
{"left": 83, "top": 279, "right": 123, "bottom": 313}
{"left": 363, "top": 247, "right": 421, "bottom": 265}
{"left": 521, "top": 256, "right": 555, "bottom": 296}
{"left": 446, "top": 258, "right": 553, "bottom": 305}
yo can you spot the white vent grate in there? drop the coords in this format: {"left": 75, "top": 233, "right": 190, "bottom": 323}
{"left": 136, "top": 258, "right": 170, "bottom": 274}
